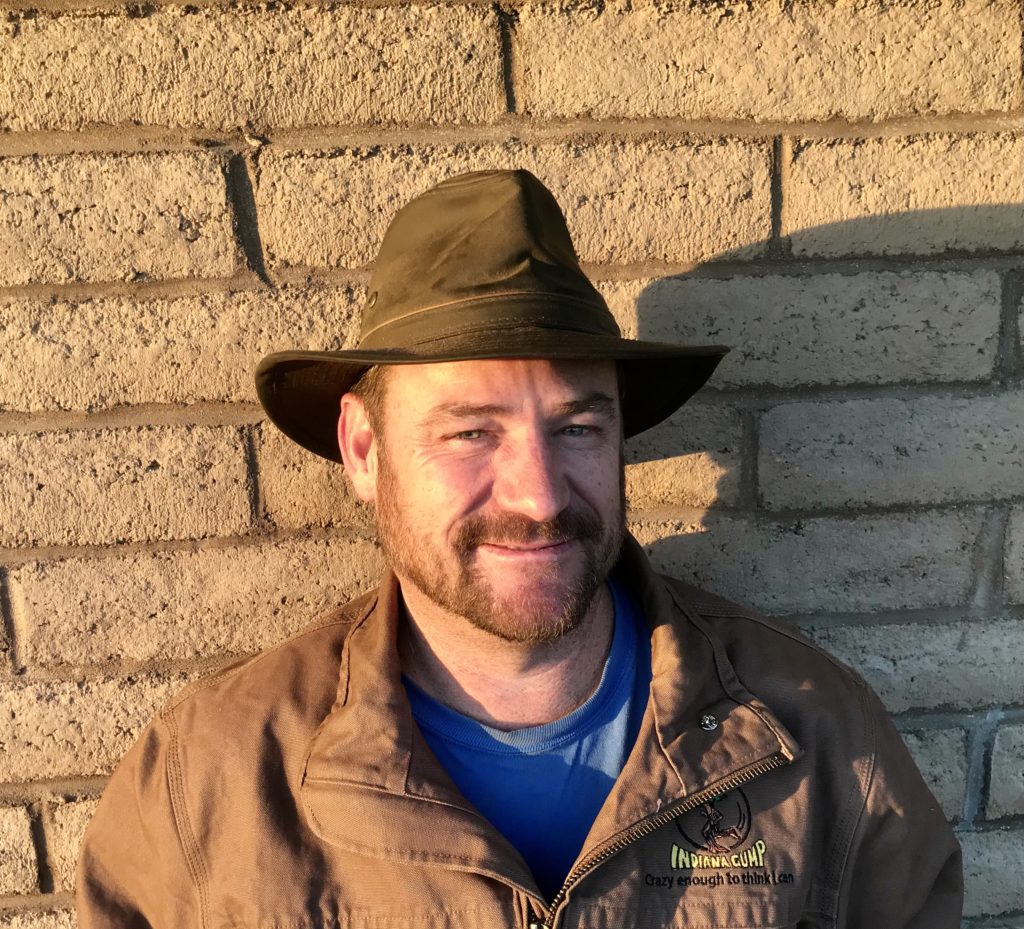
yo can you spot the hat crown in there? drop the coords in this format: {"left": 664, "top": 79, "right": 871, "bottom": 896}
{"left": 359, "top": 170, "right": 620, "bottom": 349}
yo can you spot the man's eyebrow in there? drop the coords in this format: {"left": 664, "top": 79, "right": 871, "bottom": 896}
{"left": 427, "top": 393, "right": 617, "bottom": 420}
{"left": 552, "top": 393, "right": 617, "bottom": 417}
{"left": 428, "top": 402, "right": 509, "bottom": 419}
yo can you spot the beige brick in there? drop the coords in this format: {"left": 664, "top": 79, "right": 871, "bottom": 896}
{"left": 256, "top": 140, "right": 770, "bottom": 271}
{"left": 1007, "top": 507, "right": 1024, "bottom": 605}
{"left": 625, "top": 402, "right": 742, "bottom": 510}
{"left": 0, "top": 912, "right": 75, "bottom": 929}
{"left": 809, "top": 619, "right": 1024, "bottom": 713}
{"left": 518, "top": 0, "right": 1022, "bottom": 122}
{"left": 0, "top": 153, "right": 240, "bottom": 287}
{"left": 0, "top": 674, "right": 190, "bottom": 780}
{"left": 49, "top": 798, "right": 100, "bottom": 893}
{"left": 0, "top": 6, "right": 502, "bottom": 132}
{"left": 256, "top": 423, "right": 372, "bottom": 531}
{"left": 899, "top": 729, "right": 968, "bottom": 821}
{"left": 961, "top": 828, "right": 1024, "bottom": 918}
{"left": 760, "top": 392, "right": 1024, "bottom": 510}
{"left": 0, "top": 286, "right": 363, "bottom": 413}
{"left": 0, "top": 425, "right": 250, "bottom": 547}
{"left": 632, "top": 509, "right": 980, "bottom": 616}
{"left": 989, "top": 724, "right": 1024, "bottom": 819}
{"left": 786, "top": 136, "right": 1024, "bottom": 256}
{"left": 603, "top": 270, "right": 1001, "bottom": 387}
{"left": 0, "top": 806, "right": 37, "bottom": 895}
{"left": 10, "top": 537, "right": 382, "bottom": 668}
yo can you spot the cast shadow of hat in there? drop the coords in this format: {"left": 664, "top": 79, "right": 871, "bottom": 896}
{"left": 624, "top": 206, "right": 1017, "bottom": 907}
{"left": 626, "top": 203, "right": 1021, "bottom": 625}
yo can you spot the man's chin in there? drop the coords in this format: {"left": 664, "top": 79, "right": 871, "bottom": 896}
{"left": 459, "top": 578, "right": 602, "bottom": 644}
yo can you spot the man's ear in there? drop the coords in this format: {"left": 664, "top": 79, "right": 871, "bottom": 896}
{"left": 337, "top": 393, "right": 378, "bottom": 503}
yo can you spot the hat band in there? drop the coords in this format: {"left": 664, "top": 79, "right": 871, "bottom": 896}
{"left": 358, "top": 292, "right": 621, "bottom": 351}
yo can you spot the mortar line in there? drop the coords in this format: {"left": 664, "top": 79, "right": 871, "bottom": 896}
{"left": 894, "top": 709, "right": 988, "bottom": 731}
{"left": 996, "top": 269, "right": 1024, "bottom": 381}
{"left": 965, "top": 915, "right": 1024, "bottom": 929}
{"left": 0, "top": 522, "right": 378, "bottom": 569}
{"left": 2, "top": 113, "right": 1021, "bottom": 159}
{"left": 28, "top": 801, "right": 55, "bottom": 895}
{"left": 495, "top": 2, "right": 519, "bottom": 116}
{"left": 0, "top": 891, "right": 75, "bottom": 913}
{"left": 0, "top": 568, "right": 25, "bottom": 674}
{"left": 17, "top": 653, "right": 239, "bottom": 686}
{"left": 242, "top": 424, "right": 267, "bottom": 532}
{"left": 768, "top": 136, "right": 792, "bottom": 256}
{"left": 4, "top": 0, "right": 495, "bottom": 12}
{"left": 0, "top": 402, "right": 264, "bottom": 434}
{"left": 630, "top": 495, "right": 1017, "bottom": 524}
{"left": 224, "top": 152, "right": 272, "bottom": 288}
{"left": 968, "top": 507, "right": 1010, "bottom": 618}
{"left": 787, "top": 605, "right": 974, "bottom": 631}
{"left": 963, "top": 707, "right": 1004, "bottom": 824}
{"left": 0, "top": 778, "right": 108, "bottom": 804}
{"left": 738, "top": 408, "right": 760, "bottom": 512}
{"left": 0, "top": 273, "right": 267, "bottom": 304}
{"left": 1, "top": 252, "right": 1022, "bottom": 306}
{"left": 581, "top": 254, "right": 1024, "bottom": 279}
{"left": 270, "top": 251, "right": 1024, "bottom": 286}
{"left": 700, "top": 379, "right": 1024, "bottom": 405}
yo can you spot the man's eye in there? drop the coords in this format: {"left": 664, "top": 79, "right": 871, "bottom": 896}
{"left": 561, "top": 424, "right": 596, "bottom": 438}
{"left": 449, "top": 430, "right": 484, "bottom": 441}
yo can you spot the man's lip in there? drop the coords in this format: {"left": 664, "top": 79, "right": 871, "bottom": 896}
{"left": 477, "top": 539, "right": 574, "bottom": 553}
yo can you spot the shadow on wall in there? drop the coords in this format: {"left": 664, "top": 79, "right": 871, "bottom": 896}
{"left": 620, "top": 205, "right": 1022, "bottom": 620}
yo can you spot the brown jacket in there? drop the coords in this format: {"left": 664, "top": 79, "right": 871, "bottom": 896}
{"left": 78, "top": 539, "right": 962, "bottom": 929}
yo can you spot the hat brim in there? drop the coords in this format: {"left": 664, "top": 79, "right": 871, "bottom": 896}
{"left": 255, "top": 329, "right": 729, "bottom": 462}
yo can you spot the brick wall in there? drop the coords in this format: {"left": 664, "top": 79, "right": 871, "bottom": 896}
{"left": 1, "top": 1, "right": 1022, "bottom": 925}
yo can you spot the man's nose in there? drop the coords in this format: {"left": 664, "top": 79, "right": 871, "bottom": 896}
{"left": 492, "top": 431, "right": 569, "bottom": 523}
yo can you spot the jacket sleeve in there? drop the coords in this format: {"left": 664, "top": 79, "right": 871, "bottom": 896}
{"left": 836, "top": 688, "right": 963, "bottom": 928}
{"left": 77, "top": 713, "right": 204, "bottom": 929}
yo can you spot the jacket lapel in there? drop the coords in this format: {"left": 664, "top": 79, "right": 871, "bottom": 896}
{"left": 299, "top": 572, "right": 537, "bottom": 890}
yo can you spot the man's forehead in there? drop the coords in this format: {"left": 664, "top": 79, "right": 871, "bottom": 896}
{"left": 384, "top": 358, "right": 620, "bottom": 409}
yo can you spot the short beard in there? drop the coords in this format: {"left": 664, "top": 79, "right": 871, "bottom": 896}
{"left": 374, "top": 444, "right": 625, "bottom": 644}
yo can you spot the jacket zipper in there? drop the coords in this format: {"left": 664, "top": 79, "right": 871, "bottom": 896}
{"left": 532, "top": 751, "right": 790, "bottom": 929}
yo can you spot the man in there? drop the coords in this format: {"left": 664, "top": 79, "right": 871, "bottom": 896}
{"left": 78, "top": 170, "right": 962, "bottom": 928}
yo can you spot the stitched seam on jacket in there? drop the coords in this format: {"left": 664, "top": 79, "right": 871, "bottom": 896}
{"left": 298, "top": 595, "right": 380, "bottom": 793}
{"left": 685, "top": 592, "right": 860, "bottom": 680}
{"left": 166, "top": 597, "right": 376, "bottom": 711}
{"left": 224, "top": 904, "right": 510, "bottom": 929}
{"left": 664, "top": 582, "right": 795, "bottom": 750}
{"left": 827, "top": 679, "right": 876, "bottom": 924}
{"left": 162, "top": 710, "right": 212, "bottom": 929}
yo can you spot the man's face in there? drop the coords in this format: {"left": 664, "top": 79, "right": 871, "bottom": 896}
{"left": 361, "top": 358, "right": 625, "bottom": 644}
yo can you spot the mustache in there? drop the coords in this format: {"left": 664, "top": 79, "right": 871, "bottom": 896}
{"left": 452, "top": 507, "right": 603, "bottom": 556}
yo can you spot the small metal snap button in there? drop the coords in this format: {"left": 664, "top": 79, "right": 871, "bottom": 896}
{"left": 700, "top": 713, "right": 719, "bottom": 731}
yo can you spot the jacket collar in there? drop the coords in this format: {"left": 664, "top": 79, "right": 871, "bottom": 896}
{"left": 300, "top": 536, "right": 799, "bottom": 877}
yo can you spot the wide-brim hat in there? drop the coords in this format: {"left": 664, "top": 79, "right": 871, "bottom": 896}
{"left": 256, "top": 169, "right": 729, "bottom": 461}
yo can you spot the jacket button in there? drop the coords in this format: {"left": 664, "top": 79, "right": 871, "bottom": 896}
{"left": 700, "top": 713, "right": 719, "bottom": 731}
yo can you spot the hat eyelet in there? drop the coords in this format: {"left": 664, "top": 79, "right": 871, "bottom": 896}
{"left": 366, "top": 292, "right": 378, "bottom": 309}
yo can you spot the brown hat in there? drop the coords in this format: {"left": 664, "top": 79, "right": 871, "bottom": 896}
{"left": 255, "top": 169, "right": 728, "bottom": 461}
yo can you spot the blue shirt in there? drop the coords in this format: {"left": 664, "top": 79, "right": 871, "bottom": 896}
{"left": 404, "top": 580, "right": 652, "bottom": 899}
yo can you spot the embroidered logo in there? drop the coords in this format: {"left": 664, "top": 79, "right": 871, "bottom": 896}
{"left": 644, "top": 789, "right": 797, "bottom": 890}
{"left": 676, "top": 788, "right": 751, "bottom": 854}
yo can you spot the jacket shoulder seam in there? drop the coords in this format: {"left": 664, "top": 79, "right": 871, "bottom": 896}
{"left": 161, "top": 710, "right": 213, "bottom": 929}
{"left": 830, "top": 680, "right": 878, "bottom": 920}
{"left": 163, "top": 596, "right": 378, "bottom": 711}
{"left": 677, "top": 585, "right": 866, "bottom": 681}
